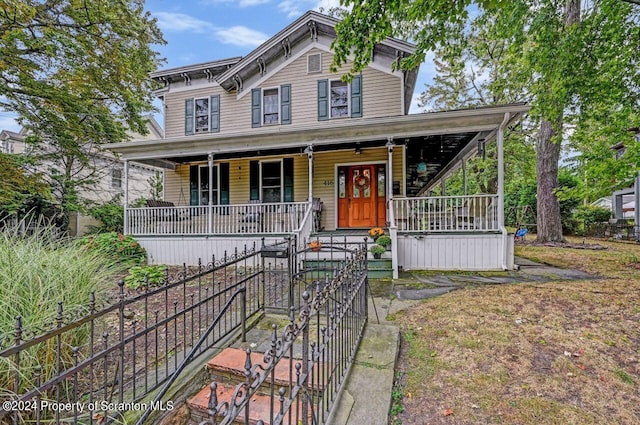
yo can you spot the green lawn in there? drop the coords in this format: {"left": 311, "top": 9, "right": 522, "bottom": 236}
{"left": 392, "top": 237, "right": 640, "bottom": 425}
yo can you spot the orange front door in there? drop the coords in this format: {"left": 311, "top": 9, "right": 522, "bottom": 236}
{"left": 337, "top": 165, "right": 386, "bottom": 228}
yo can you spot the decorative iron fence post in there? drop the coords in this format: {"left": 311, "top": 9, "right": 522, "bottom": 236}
{"left": 118, "top": 280, "right": 126, "bottom": 404}
{"left": 13, "top": 316, "right": 22, "bottom": 425}
{"left": 301, "top": 290, "right": 310, "bottom": 425}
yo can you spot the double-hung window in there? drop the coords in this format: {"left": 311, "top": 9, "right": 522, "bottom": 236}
{"left": 194, "top": 98, "right": 209, "bottom": 133}
{"left": 198, "top": 165, "right": 218, "bottom": 205}
{"left": 111, "top": 169, "right": 122, "bottom": 189}
{"left": 249, "top": 158, "right": 294, "bottom": 203}
{"left": 330, "top": 80, "right": 349, "bottom": 118}
{"left": 263, "top": 88, "right": 279, "bottom": 125}
{"left": 251, "top": 85, "right": 291, "bottom": 128}
{"left": 261, "top": 161, "right": 282, "bottom": 203}
{"left": 317, "top": 75, "right": 362, "bottom": 121}
{"left": 185, "top": 95, "right": 220, "bottom": 135}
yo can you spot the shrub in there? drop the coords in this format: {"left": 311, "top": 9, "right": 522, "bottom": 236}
{"left": 573, "top": 205, "right": 612, "bottom": 226}
{"left": 125, "top": 265, "right": 166, "bottom": 290}
{"left": 78, "top": 232, "right": 147, "bottom": 265}
{"left": 0, "top": 223, "right": 125, "bottom": 395}
{"left": 376, "top": 235, "right": 392, "bottom": 247}
{"left": 370, "top": 244, "right": 386, "bottom": 256}
{"left": 87, "top": 195, "right": 124, "bottom": 233}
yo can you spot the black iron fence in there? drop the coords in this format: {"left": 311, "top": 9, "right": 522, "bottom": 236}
{"left": 1, "top": 237, "right": 369, "bottom": 425}
{"left": 0, "top": 243, "right": 267, "bottom": 425}
{"left": 199, "top": 241, "right": 369, "bottom": 425}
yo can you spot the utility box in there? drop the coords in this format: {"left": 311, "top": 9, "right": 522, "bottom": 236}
{"left": 261, "top": 245, "right": 289, "bottom": 258}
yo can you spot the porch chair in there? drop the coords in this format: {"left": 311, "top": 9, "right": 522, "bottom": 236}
{"left": 240, "top": 199, "right": 263, "bottom": 232}
{"left": 145, "top": 199, "right": 189, "bottom": 220}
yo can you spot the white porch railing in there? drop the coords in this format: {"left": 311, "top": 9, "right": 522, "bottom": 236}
{"left": 126, "top": 202, "right": 310, "bottom": 236}
{"left": 392, "top": 194, "right": 499, "bottom": 232}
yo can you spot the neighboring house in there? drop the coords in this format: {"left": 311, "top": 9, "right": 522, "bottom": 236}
{"left": 108, "top": 11, "right": 529, "bottom": 274}
{"left": 0, "top": 118, "right": 163, "bottom": 236}
{"left": 610, "top": 135, "right": 638, "bottom": 221}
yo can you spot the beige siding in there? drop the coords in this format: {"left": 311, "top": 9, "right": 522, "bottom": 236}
{"left": 313, "top": 147, "right": 404, "bottom": 231}
{"left": 164, "top": 155, "right": 309, "bottom": 205}
{"left": 163, "top": 48, "right": 402, "bottom": 139}
{"left": 164, "top": 165, "right": 190, "bottom": 205}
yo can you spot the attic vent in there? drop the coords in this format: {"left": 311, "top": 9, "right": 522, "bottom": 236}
{"left": 307, "top": 53, "right": 321, "bottom": 73}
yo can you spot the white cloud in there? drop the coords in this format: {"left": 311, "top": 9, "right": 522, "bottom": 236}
{"left": 278, "top": 0, "right": 303, "bottom": 18}
{"left": 278, "top": 0, "right": 345, "bottom": 19}
{"left": 154, "top": 12, "right": 215, "bottom": 33}
{"left": 202, "top": 0, "right": 271, "bottom": 6}
{"left": 215, "top": 26, "right": 269, "bottom": 47}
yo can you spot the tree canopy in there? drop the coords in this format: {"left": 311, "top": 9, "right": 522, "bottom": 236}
{"left": 332, "top": 0, "right": 640, "bottom": 241}
{"left": 0, "top": 0, "right": 165, "bottom": 223}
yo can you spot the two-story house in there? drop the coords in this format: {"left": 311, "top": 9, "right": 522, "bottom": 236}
{"left": 109, "top": 11, "right": 529, "bottom": 274}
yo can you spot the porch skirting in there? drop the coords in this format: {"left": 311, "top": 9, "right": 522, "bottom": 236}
{"left": 397, "top": 232, "right": 514, "bottom": 271}
{"left": 136, "top": 236, "right": 286, "bottom": 265}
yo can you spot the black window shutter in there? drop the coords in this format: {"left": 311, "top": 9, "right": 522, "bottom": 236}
{"left": 351, "top": 74, "right": 362, "bottom": 118}
{"left": 249, "top": 160, "right": 260, "bottom": 200}
{"left": 189, "top": 165, "right": 198, "bottom": 205}
{"left": 281, "top": 84, "right": 291, "bottom": 125}
{"left": 220, "top": 163, "right": 229, "bottom": 205}
{"left": 317, "top": 79, "right": 328, "bottom": 121}
{"left": 185, "top": 98, "right": 194, "bottom": 135}
{"left": 210, "top": 95, "right": 220, "bottom": 133}
{"left": 251, "top": 89, "right": 262, "bottom": 128}
{"left": 283, "top": 157, "right": 294, "bottom": 202}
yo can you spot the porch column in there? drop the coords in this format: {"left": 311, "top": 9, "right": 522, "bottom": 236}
{"left": 123, "top": 160, "right": 129, "bottom": 234}
{"left": 498, "top": 113, "right": 510, "bottom": 269}
{"left": 462, "top": 160, "right": 467, "bottom": 195}
{"left": 386, "top": 138, "right": 399, "bottom": 279}
{"left": 208, "top": 153, "right": 214, "bottom": 234}
{"left": 305, "top": 146, "right": 313, "bottom": 202}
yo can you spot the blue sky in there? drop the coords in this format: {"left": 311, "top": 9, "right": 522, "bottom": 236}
{"left": 0, "top": 0, "right": 434, "bottom": 133}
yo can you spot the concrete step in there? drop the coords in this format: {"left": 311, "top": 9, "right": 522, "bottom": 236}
{"left": 302, "top": 259, "right": 392, "bottom": 279}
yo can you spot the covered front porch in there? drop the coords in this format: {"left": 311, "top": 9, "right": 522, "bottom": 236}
{"left": 111, "top": 104, "right": 529, "bottom": 272}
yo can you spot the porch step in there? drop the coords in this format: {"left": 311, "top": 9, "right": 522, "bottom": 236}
{"left": 187, "top": 347, "right": 318, "bottom": 425}
{"left": 188, "top": 383, "right": 281, "bottom": 425}
{"left": 205, "top": 347, "right": 301, "bottom": 393}
{"left": 302, "top": 258, "right": 393, "bottom": 279}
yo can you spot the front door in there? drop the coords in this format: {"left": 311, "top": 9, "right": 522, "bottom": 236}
{"left": 338, "top": 165, "right": 386, "bottom": 228}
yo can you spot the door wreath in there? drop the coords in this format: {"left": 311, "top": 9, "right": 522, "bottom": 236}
{"left": 355, "top": 174, "right": 370, "bottom": 191}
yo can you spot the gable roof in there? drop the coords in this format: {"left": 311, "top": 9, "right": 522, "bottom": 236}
{"left": 150, "top": 10, "right": 418, "bottom": 112}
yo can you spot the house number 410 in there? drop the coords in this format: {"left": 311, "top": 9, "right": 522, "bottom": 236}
{"left": 323, "top": 180, "right": 334, "bottom": 186}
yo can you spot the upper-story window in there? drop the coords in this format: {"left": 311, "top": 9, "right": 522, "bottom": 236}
{"left": 615, "top": 147, "right": 627, "bottom": 160}
{"left": 318, "top": 75, "right": 362, "bottom": 121}
{"left": 195, "top": 98, "right": 209, "bottom": 133}
{"left": 185, "top": 95, "right": 220, "bottom": 135}
{"left": 251, "top": 85, "right": 291, "bottom": 128}
{"left": 262, "top": 88, "right": 279, "bottom": 125}
{"left": 330, "top": 80, "right": 349, "bottom": 118}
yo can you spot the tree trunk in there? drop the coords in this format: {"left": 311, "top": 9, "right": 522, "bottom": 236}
{"left": 536, "top": 119, "right": 564, "bottom": 242}
{"left": 535, "top": 0, "right": 579, "bottom": 243}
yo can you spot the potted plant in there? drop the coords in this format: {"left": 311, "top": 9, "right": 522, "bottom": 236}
{"left": 309, "top": 240, "right": 322, "bottom": 252}
{"left": 368, "top": 227, "right": 385, "bottom": 242}
{"left": 370, "top": 244, "right": 386, "bottom": 259}
{"left": 376, "top": 235, "right": 391, "bottom": 249}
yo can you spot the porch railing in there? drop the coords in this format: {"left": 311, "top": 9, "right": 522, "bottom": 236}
{"left": 392, "top": 194, "right": 499, "bottom": 232}
{"left": 125, "top": 202, "right": 310, "bottom": 236}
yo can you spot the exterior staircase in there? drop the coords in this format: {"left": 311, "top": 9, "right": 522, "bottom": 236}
{"left": 187, "top": 347, "right": 320, "bottom": 425}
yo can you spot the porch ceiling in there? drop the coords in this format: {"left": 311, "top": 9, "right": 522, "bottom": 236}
{"left": 110, "top": 104, "right": 529, "bottom": 179}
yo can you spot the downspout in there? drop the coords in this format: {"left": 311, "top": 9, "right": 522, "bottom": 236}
{"left": 497, "top": 112, "right": 510, "bottom": 269}
{"left": 208, "top": 153, "right": 214, "bottom": 235}
{"left": 386, "top": 138, "right": 399, "bottom": 279}
{"left": 124, "top": 160, "right": 129, "bottom": 235}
